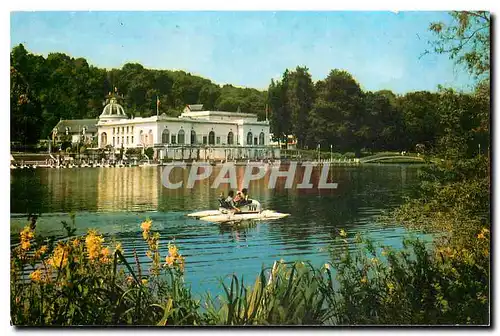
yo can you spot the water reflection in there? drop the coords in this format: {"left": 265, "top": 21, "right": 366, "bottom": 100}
{"left": 11, "top": 164, "right": 423, "bottom": 295}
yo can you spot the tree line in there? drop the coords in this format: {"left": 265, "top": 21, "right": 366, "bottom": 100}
{"left": 11, "top": 27, "right": 488, "bottom": 159}
{"left": 267, "top": 66, "right": 488, "bottom": 157}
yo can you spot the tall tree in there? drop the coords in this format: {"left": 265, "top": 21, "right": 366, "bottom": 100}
{"left": 288, "top": 66, "right": 315, "bottom": 149}
{"left": 308, "top": 69, "right": 365, "bottom": 154}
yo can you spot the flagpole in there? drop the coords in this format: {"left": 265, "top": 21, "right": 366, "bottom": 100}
{"left": 156, "top": 96, "right": 159, "bottom": 116}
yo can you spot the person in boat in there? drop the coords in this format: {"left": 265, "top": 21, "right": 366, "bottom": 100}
{"left": 235, "top": 188, "right": 250, "bottom": 206}
{"left": 224, "top": 190, "right": 241, "bottom": 212}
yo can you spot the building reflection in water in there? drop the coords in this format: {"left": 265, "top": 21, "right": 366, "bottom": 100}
{"left": 96, "top": 167, "right": 160, "bottom": 212}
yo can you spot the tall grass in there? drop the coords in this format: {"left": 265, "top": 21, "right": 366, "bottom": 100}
{"left": 10, "top": 220, "right": 489, "bottom": 326}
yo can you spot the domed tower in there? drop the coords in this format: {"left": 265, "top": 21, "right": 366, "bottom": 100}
{"left": 99, "top": 93, "right": 127, "bottom": 122}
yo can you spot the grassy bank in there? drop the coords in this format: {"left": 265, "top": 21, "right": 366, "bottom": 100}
{"left": 11, "top": 219, "right": 489, "bottom": 326}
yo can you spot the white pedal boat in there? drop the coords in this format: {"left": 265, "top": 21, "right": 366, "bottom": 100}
{"left": 188, "top": 199, "right": 290, "bottom": 223}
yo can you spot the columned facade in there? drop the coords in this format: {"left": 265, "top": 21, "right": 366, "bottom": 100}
{"left": 95, "top": 102, "right": 278, "bottom": 160}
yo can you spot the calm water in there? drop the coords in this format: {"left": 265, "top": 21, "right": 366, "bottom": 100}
{"left": 11, "top": 164, "right": 424, "bottom": 295}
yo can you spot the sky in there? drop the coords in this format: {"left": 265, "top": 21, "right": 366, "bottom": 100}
{"left": 10, "top": 11, "right": 476, "bottom": 93}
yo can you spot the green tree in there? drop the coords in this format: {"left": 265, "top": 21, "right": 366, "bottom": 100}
{"left": 308, "top": 69, "right": 365, "bottom": 154}
{"left": 288, "top": 66, "right": 315, "bottom": 149}
{"left": 428, "top": 11, "right": 490, "bottom": 79}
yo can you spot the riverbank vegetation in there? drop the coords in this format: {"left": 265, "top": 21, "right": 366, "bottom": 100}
{"left": 10, "top": 219, "right": 489, "bottom": 326}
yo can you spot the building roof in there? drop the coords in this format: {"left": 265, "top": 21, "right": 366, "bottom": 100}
{"left": 53, "top": 119, "right": 98, "bottom": 134}
{"left": 100, "top": 97, "right": 127, "bottom": 120}
{"left": 186, "top": 104, "right": 204, "bottom": 111}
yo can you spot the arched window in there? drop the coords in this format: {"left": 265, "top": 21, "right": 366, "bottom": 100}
{"left": 162, "top": 129, "right": 170, "bottom": 144}
{"left": 259, "top": 132, "right": 265, "bottom": 145}
{"left": 140, "top": 130, "right": 144, "bottom": 144}
{"left": 178, "top": 129, "right": 185, "bottom": 144}
{"left": 191, "top": 130, "right": 196, "bottom": 144}
{"left": 148, "top": 130, "right": 153, "bottom": 146}
{"left": 101, "top": 132, "right": 107, "bottom": 147}
{"left": 227, "top": 131, "right": 234, "bottom": 145}
{"left": 247, "top": 132, "right": 253, "bottom": 145}
{"left": 209, "top": 131, "right": 215, "bottom": 145}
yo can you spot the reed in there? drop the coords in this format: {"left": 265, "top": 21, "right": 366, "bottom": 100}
{"left": 10, "top": 220, "right": 489, "bottom": 326}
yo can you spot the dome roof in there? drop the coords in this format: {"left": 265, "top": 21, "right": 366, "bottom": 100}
{"left": 99, "top": 97, "right": 127, "bottom": 120}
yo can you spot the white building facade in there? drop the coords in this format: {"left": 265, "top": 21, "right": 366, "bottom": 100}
{"left": 96, "top": 99, "right": 278, "bottom": 160}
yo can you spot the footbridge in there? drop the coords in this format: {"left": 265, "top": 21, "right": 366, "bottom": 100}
{"left": 359, "top": 153, "right": 426, "bottom": 164}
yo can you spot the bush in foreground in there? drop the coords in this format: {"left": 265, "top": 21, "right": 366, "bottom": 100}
{"left": 10, "top": 220, "right": 489, "bottom": 326}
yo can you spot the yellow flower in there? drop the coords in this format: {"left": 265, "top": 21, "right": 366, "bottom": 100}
{"left": 21, "top": 240, "right": 31, "bottom": 251}
{"left": 29, "top": 269, "right": 42, "bottom": 282}
{"left": 361, "top": 276, "right": 368, "bottom": 284}
{"left": 168, "top": 244, "right": 179, "bottom": 257}
{"left": 20, "top": 226, "right": 34, "bottom": 241}
{"left": 72, "top": 238, "right": 80, "bottom": 248}
{"left": 146, "top": 250, "right": 153, "bottom": 259}
{"left": 165, "top": 255, "right": 175, "bottom": 267}
{"left": 141, "top": 279, "right": 148, "bottom": 285}
{"left": 47, "top": 243, "right": 69, "bottom": 268}
{"left": 477, "top": 233, "right": 485, "bottom": 239}
{"left": 371, "top": 257, "right": 379, "bottom": 265}
{"left": 85, "top": 229, "right": 104, "bottom": 260}
{"left": 141, "top": 219, "right": 152, "bottom": 232}
{"left": 481, "top": 228, "right": 489, "bottom": 234}
{"left": 100, "top": 247, "right": 111, "bottom": 263}
{"left": 115, "top": 243, "right": 123, "bottom": 253}
{"left": 177, "top": 255, "right": 185, "bottom": 272}
{"left": 34, "top": 245, "right": 48, "bottom": 259}
{"left": 324, "top": 263, "right": 330, "bottom": 270}
{"left": 339, "top": 229, "right": 347, "bottom": 238}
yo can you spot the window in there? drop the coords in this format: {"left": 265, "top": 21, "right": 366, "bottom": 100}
{"left": 191, "top": 130, "right": 196, "bottom": 144}
{"left": 122, "top": 127, "right": 125, "bottom": 134}
{"left": 117, "top": 127, "right": 119, "bottom": 135}
{"left": 247, "top": 132, "right": 253, "bottom": 145}
{"left": 162, "top": 129, "right": 170, "bottom": 144}
{"left": 171, "top": 135, "right": 177, "bottom": 144}
{"left": 117, "top": 137, "right": 120, "bottom": 145}
{"left": 131, "top": 126, "right": 134, "bottom": 133}
{"left": 209, "top": 131, "right": 215, "bottom": 145}
{"left": 203, "top": 136, "right": 207, "bottom": 145}
{"left": 122, "top": 136, "right": 124, "bottom": 145}
{"left": 259, "top": 132, "right": 265, "bottom": 145}
{"left": 148, "top": 130, "right": 153, "bottom": 146}
{"left": 178, "top": 129, "right": 185, "bottom": 144}
{"left": 127, "top": 126, "right": 129, "bottom": 133}
{"left": 216, "top": 136, "right": 221, "bottom": 145}
{"left": 126, "top": 136, "right": 129, "bottom": 144}
{"left": 113, "top": 127, "right": 115, "bottom": 135}
{"left": 227, "top": 132, "right": 234, "bottom": 145}
{"left": 254, "top": 137, "right": 258, "bottom": 145}
{"left": 131, "top": 136, "right": 134, "bottom": 144}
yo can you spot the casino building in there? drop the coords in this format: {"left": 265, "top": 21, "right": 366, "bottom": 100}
{"left": 53, "top": 93, "right": 278, "bottom": 161}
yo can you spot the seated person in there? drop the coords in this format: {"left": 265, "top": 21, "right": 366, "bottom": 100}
{"left": 236, "top": 188, "right": 250, "bottom": 206}
{"left": 233, "top": 191, "right": 243, "bottom": 203}
{"left": 225, "top": 190, "right": 240, "bottom": 212}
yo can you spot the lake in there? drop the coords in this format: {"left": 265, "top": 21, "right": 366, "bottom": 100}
{"left": 10, "top": 164, "right": 424, "bottom": 296}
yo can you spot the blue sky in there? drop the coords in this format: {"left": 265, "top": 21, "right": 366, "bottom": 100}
{"left": 10, "top": 11, "right": 475, "bottom": 93}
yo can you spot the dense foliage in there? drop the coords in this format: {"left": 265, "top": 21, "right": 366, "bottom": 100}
{"left": 11, "top": 221, "right": 489, "bottom": 326}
